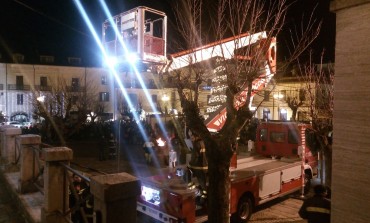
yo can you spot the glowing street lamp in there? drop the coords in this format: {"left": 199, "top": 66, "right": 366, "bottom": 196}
{"left": 37, "top": 95, "right": 45, "bottom": 102}
{"left": 161, "top": 94, "right": 169, "bottom": 112}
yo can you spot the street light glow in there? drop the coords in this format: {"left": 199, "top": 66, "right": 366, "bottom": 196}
{"left": 37, "top": 96, "right": 45, "bottom": 102}
{"left": 273, "top": 93, "right": 284, "bottom": 99}
{"left": 161, "top": 94, "right": 169, "bottom": 102}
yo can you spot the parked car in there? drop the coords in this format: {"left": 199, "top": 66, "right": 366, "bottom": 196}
{"left": 9, "top": 121, "right": 23, "bottom": 128}
{"left": 21, "top": 122, "right": 32, "bottom": 129}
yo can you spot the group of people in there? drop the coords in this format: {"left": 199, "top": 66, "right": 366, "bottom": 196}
{"left": 142, "top": 131, "right": 183, "bottom": 166}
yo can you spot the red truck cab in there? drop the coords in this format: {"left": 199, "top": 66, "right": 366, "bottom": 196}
{"left": 255, "top": 121, "right": 317, "bottom": 175}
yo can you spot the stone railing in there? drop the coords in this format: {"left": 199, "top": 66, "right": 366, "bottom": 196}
{"left": 0, "top": 125, "right": 141, "bottom": 223}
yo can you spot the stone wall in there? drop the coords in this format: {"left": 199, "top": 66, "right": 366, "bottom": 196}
{"left": 331, "top": 1, "right": 370, "bottom": 222}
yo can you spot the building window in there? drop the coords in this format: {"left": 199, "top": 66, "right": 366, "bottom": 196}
{"left": 263, "top": 108, "right": 270, "bottom": 120}
{"left": 16, "top": 76, "right": 23, "bottom": 86}
{"left": 299, "top": 89, "right": 306, "bottom": 101}
{"left": 152, "top": 94, "right": 157, "bottom": 103}
{"left": 264, "top": 91, "right": 270, "bottom": 101}
{"left": 12, "top": 54, "right": 24, "bottom": 63}
{"left": 148, "top": 79, "right": 155, "bottom": 88}
{"left": 17, "top": 94, "right": 23, "bottom": 105}
{"left": 101, "top": 75, "right": 107, "bottom": 85}
{"left": 40, "top": 77, "right": 47, "bottom": 87}
{"left": 68, "top": 57, "right": 81, "bottom": 65}
{"left": 280, "top": 108, "right": 287, "bottom": 121}
{"left": 40, "top": 55, "right": 55, "bottom": 64}
{"left": 71, "top": 78, "right": 79, "bottom": 91}
{"left": 129, "top": 93, "right": 138, "bottom": 107}
{"left": 72, "top": 78, "right": 79, "bottom": 87}
{"left": 99, "top": 92, "right": 109, "bottom": 102}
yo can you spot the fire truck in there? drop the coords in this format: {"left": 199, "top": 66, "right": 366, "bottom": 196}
{"left": 102, "top": 6, "right": 316, "bottom": 223}
{"left": 136, "top": 121, "right": 317, "bottom": 223}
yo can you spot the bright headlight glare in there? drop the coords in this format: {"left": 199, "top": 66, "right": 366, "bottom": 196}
{"left": 126, "top": 52, "right": 138, "bottom": 63}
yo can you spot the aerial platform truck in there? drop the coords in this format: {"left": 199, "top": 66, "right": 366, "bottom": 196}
{"left": 102, "top": 6, "right": 316, "bottom": 223}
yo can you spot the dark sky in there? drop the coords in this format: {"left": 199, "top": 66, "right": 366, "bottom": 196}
{"left": 0, "top": 0, "right": 335, "bottom": 66}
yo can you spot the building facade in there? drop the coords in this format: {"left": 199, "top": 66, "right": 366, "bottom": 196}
{"left": 0, "top": 62, "right": 180, "bottom": 123}
{"left": 330, "top": 1, "right": 370, "bottom": 222}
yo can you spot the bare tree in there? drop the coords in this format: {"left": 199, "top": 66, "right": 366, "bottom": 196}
{"left": 298, "top": 52, "right": 334, "bottom": 187}
{"left": 31, "top": 76, "right": 99, "bottom": 144}
{"left": 286, "top": 88, "right": 306, "bottom": 121}
{"left": 166, "top": 0, "right": 321, "bottom": 222}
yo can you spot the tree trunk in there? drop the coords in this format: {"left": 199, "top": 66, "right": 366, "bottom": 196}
{"left": 206, "top": 140, "right": 232, "bottom": 223}
{"left": 291, "top": 108, "right": 297, "bottom": 121}
{"left": 208, "top": 159, "right": 231, "bottom": 223}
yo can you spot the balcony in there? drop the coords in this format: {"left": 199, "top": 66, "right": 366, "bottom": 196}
{"left": 115, "top": 81, "right": 160, "bottom": 89}
{"left": 66, "top": 86, "right": 86, "bottom": 92}
{"left": 35, "top": 85, "right": 52, "bottom": 91}
{"left": 0, "top": 84, "right": 3, "bottom": 90}
{"left": 7, "top": 84, "right": 31, "bottom": 91}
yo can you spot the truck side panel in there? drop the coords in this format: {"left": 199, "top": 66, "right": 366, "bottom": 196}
{"left": 259, "top": 171, "right": 281, "bottom": 198}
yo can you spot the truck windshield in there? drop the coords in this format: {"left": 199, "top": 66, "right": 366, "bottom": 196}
{"left": 270, "top": 132, "right": 285, "bottom": 143}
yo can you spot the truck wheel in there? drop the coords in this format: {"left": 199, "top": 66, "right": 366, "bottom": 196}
{"left": 231, "top": 195, "right": 253, "bottom": 223}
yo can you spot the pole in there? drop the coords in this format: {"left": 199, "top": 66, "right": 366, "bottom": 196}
{"left": 272, "top": 97, "right": 275, "bottom": 120}
{"left": 300, "top": 125, "right": 306, "bottom": 198}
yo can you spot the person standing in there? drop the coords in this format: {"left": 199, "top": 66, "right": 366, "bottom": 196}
{"left": 299, "top": 184, "right": 331, "bottom": 223}
{"left": 188, "top": 132, "right": 208, "bottom": 198}
{"left": 143, "top": 136, "right": 156, "bottom": 164}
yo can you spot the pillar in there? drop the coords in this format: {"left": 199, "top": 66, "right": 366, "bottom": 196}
{"left": 0, "top": 126, "right": 22, "bottom": 163}
{"left": 0, "top": 125, "right": 13, "bottom": 157}
{"left": 41, "top": 147, "right": 73, "bottom": 223}
{"left": 17, "top": 134, "right": 41, "bottom": 193}
{"left": 90, "top": 173, "right": 141, "bottom": 223}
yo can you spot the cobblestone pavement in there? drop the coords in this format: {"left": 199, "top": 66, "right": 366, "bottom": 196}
{"left": 248, "top": 195, "right": 307, "bottom": 223}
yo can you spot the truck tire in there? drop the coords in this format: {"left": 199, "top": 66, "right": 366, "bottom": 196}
{"left": 231, "top": 195, "right": 253, "bottom": 223}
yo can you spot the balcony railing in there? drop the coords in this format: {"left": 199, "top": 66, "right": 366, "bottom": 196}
{"left": 66, "top": 86, "right": 86, "bottom": 92}
{"left": 35, "top": 85, "right": 52, "bottom": 91}
{"left": 7, "top": 84, "right": 31, "bottom": 91}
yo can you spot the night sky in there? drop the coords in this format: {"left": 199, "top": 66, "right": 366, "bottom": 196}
{"left": 0, "top": 0, "right": 335, "bottom": 67}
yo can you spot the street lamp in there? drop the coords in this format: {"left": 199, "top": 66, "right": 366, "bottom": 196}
{"left": 37, "top": 95, "right": 45, "bottom": 102}
{"left": 161, "top": 94, "right": 169, "bottom": 113}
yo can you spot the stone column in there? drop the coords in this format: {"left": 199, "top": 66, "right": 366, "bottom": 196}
{"left": 330, "top": 1, "right": 370, "bottom": 222}
{"left": 0, "top": 126, "right": 22, "bottom": 163}
{"left": 41, "top": 147, "right": 73, "bottom": 223}
{"left": 0, "top": 125, "right": 13, "bottom": 157}
{"left": 90, "top": 173, "right": 141, "bottom": 223}
{"left": 17, "top": 134, "right": 41, "bottom": 193}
